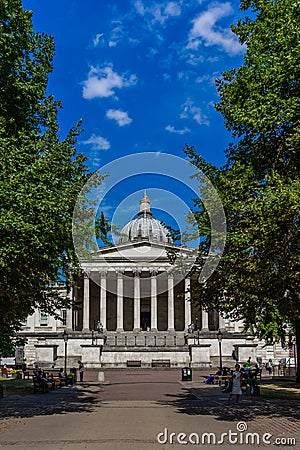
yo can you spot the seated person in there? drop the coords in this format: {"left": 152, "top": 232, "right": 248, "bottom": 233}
{"left": 58, "top": 368, "right": 67, "bottom": 384}
{"left": 204, "top": 368, "right": 221, "bottom": 384}
{"left": 33, "top": 368, "right": 52, "bottom": 391}
{"left": 252, "top": 363, "right": 260, "bottom": 377}
{"left": 245, "top": 357, "right": 252, "bottom": 369}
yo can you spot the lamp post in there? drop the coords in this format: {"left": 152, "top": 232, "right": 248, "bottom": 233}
{"left": 63, "top": 330, "right": 68, "bottom": 375}
{"left": 217, "top": 329, "right": 223, "bottom": 371}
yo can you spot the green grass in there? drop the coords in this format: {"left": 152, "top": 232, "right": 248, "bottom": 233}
{"left": 0, "top": 377, "right": 34, "bottom": 397}
{"left": 260, "top": 381, "right": 300, "bottom": 400}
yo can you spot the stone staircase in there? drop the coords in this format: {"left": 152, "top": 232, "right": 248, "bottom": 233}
{"left": 104, "top": 331, "right": 186, "bottom": 348}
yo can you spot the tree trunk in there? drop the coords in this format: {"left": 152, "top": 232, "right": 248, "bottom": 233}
{"left": 295, "top": 321, "right": 300, "bottom": 383}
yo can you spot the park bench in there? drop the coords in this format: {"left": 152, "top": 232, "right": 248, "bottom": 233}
{"left": 33, "top": 376, "right": 53, "bottom": 393}
{"left": 151, "top": 359, "right": 170, "bottom": 368}
{"left": 127, "top": 360, "right": 141, "bottom": 367}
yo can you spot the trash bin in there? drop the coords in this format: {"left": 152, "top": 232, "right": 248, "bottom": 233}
{"left": 182, "top": 367, "right": 192, "bottom": 381}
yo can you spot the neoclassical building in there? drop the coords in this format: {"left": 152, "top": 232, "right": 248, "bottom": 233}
{"left": 20, "top": 193, "right": 288, "bottom": 369}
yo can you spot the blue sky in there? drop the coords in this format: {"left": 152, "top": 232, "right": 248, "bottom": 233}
{"left": 23, "top": 0, "right": 246, "bottom": 240}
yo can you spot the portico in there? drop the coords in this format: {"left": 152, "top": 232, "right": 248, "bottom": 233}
{"left": 19, "top": 192, "right": 289, "bottom": 369}
{"left": 77, "top": 267, "right": 192, "bottom": 333}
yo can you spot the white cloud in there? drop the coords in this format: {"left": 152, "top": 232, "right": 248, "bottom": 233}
{"left": 196, "top": 72, "right": 218, "bottom": 85}
{"left": 188, "top": 2, "right": 244, "bottom": 56}
{"left": 106, "top": 109, "right": 132, "bottom": 126}
{"left": 165, "top": 125, "right": 191, "bottom": 135}
{"left": 93, "top": 33, "right": 103, "bottom": 47}
{"left": 82, "top": 65, "right": 137, "bottom": 99}
{"left": 108, "top": 21, "right": 124, "bottom": 47}
{"left": 82, "top": 134, "right": 111, "bottom": 150}
{"left": 134, "top": 1, "right": 181, "bottom": 25}
{"left": 180, "top": 98, "right": 209, "bottom": 126}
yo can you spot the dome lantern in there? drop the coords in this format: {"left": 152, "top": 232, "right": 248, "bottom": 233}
{"left": 118, "top": 192, "right": 172, "bottom": 245}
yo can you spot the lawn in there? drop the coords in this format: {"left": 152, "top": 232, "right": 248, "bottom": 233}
{"left": 260, "top": 380, "right": 300, "bottom": 400}
{"left": 0, "top": 377, "right": 34, "bottom": 398}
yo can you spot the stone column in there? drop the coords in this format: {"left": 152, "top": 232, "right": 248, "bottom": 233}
{"left": 234, "top": 319, "right": 242, "bottom": 332}
{"left": 184, "top": 278, "right": 192, "bottom": 331}
{"left": 116, "top": 270, "right": 124, "bottom": 331}
{"left": 83, "top": 271, "right": 90, "bottom": 331}
{"left": 133, "top": 269, "right": 141, "bottom": 331}
{"left": 150, "top": 270, "right": 158, "bottom": 331}
{"left": 201, "top": 309, "right": 209, "bottom": 331}
{"left": 66, "top": 287, "right": 73, "bottom": 330}
{"left": 34, "top": 309, "right": 40, "bottom": 329}
{"left": 167, "top": 272, "right": 175, "bottom": 331}
{"left": 219, "top": 313, "right": 226, "bottom": 331}
{"left": 73, "top": 285, "right": 78, "bottom": 330}
{"left": 51, "top": 314, "right": 57, "bottom": 332}
{"left": 27, "top": 313, "right": 35, "bottom": 331}
{"left": 100, "top": 270, "right": 107, "bottom": 330}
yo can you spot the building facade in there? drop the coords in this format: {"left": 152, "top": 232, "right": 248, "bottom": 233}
{"left": 20, "top": 193, "right": 288, "bottom": 369}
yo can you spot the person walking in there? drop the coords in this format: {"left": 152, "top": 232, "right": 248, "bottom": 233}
{"left": 227, "top": 363, "right": 243, "bottom": 405}
{"left": 78, "top": 360, "right": 84, "bottom": 382}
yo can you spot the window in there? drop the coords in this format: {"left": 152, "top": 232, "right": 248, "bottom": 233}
{"left": 266, "top": 344, "right": 274, "bottom": 360}
{"left": 40, "top": 312, "right": 48, "bottom": 326}
{"left": 61, "top": 310, "right": 67, "bottom": 326}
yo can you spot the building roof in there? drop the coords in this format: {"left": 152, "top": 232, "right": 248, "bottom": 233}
{"left": 118, "top": 192, "right": 172, "bottom": 245}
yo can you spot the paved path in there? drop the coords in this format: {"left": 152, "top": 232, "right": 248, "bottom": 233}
{"left": 0, "top": 370, "right": 299, "bottom": 449}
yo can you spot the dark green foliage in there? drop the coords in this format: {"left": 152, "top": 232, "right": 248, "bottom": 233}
{"left": 184, "top": 0, "right": 300, "bottom": 380}
{"left": 0, "top": 1, "right": 101, "bottom": 355}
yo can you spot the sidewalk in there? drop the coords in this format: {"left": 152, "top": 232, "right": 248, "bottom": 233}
{"left": 0, "top": 370, "right": 299, "bottom": 449}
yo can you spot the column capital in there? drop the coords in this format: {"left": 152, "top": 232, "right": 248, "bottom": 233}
{"left": 150, "top": 268, "right": 159, "bottom": 276}
{"left": 83, "top": 270, "right": 91, "bottom": 278}
{"left": 115, "top": 268, "right": 125, "bottom": 277}
{"left": 99, "top": 269, "right": 108, "bottom": 277}
{"left": 132, "top": 267, "right": 142, "bottom": 277}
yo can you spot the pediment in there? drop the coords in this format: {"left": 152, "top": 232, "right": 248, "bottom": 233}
{"left": 89, "top": 240, "right": 195, "bottom": 262}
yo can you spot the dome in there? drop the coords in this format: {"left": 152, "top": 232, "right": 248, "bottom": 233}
{"left": 118, "top": 192, "right": 172, "bottom": 244}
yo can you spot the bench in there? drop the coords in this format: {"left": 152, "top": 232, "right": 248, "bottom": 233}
{"left": 33, "top": 376, "right": 53, "bottom": 393}
{"left": 23, "top": 370, "right": 35, "bottom": 380}
{"left": 127, "top": 360, "right": 141, "bottom": 367}
{"left": 151, "top": 360, "right": 170, "bottom": 368}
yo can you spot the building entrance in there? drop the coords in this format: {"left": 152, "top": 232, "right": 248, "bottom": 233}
{"left": 140, "top": 298, "right": 151, "bottom": 330}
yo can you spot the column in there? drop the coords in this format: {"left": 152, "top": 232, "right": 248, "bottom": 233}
{"left": 116, "top": 270, "right": 124, "bottom": 331}
{"left": 73, "top": 285, "right": 78, "bottom": 330}
{"left": 100, "top": 270, "right": 107, "bottom": 330}
{"left": 201, "top": 309, "right": 209, "bottom": 331}
{"left": 133, "top": 270, "right": 141, "bottom": 331}
{"left": 167, "top": 272, "right": 175, "bottom": 331}
{"left": 27, "top": 313, "right": 35, "bottom": 331}
{"left": 234, "top": 319, "right": 242, "bottom": 332}
{"left": 150, "top": 270, "right": 158, "bottom": 331}
{"left": 51, "top": 314, "right": 57, "bottom": 332}
{"left": 184, "top": 278, "right": 192, "bottom": 331}
{"left": 219, "top": 313, "right": 226, "bottom": 331}
{"left": 66, "top": 287, "right": 73, "bottom": 330}
{"left": 83, "top": 271, "right": 90, "bottom": 331}
{"left": 34, "top": 308, "right": 40, "bottom": 329}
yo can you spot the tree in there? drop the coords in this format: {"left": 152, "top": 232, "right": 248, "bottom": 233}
{"left": 95, "top": 212, "right": 112, "bottom": 246}
{"left": 0, "top": 1, "right": 100, "bottom": 355}
{"left": 184, "top": 0, "right": 300, "bottom": 380}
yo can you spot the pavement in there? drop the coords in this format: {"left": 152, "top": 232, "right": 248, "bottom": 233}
{"left": 0, "top": 370, "right": 299, "bottom": 449}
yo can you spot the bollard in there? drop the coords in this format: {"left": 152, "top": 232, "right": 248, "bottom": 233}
{"left": 98, "top": 372, "right": 105, "bottom": 382}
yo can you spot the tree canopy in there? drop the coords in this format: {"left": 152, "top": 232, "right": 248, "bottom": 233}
{"left": 184, "top": 0, "right": 300, "bottom": 379}
{"left": 0, "top": 0, "right": 99, "bottom": 355}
